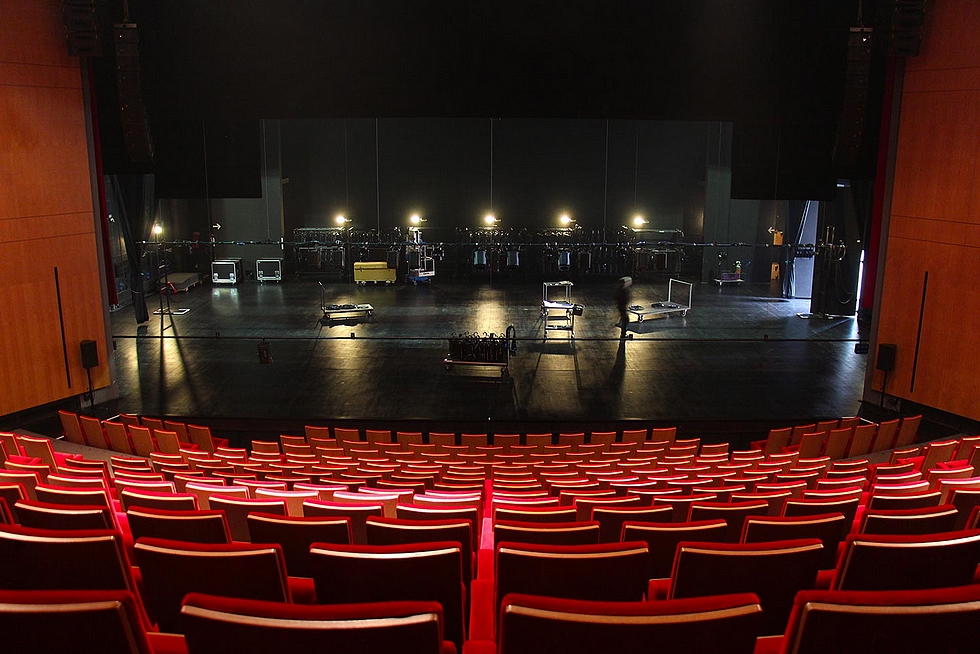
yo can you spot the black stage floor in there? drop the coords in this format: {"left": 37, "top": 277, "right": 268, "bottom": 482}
{"left": 104, "top": 274, "right": 870, "bottom": 440}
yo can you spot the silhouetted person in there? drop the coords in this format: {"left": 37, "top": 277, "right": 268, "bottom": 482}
{"left": 614, "top": 276, "right": 632, "bottom": 338}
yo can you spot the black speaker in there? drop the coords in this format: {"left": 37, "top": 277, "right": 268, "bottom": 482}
{"left": 876, "top": 343, "right": 897, "bottom": 372}
{"left": 80, "top": 340, "right": 99, "bottom": 369}
{"left": 114, "top": 22, "right": 153, "bottom": 163}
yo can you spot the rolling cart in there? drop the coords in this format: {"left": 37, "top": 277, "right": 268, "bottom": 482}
{"left": 444, "top": 327, "right": 517, "bottom": 381}
{"left": 627, "top": 279, "right": 693, "bottom": 322}
{"left": 319, "top": 282, "right": 374, "bottom": 323}
{"left": 541, "top": 281, "right": 583, "bottom": 339}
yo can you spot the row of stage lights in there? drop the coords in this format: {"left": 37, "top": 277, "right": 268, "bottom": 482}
{"left": 330, "top": 212, "right": 651, "bottom": 228}
{"left": 150, "top": 212, "right": 651, "bottom": 238}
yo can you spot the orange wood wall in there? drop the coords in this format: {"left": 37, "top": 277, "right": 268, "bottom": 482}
{"left": 0, "top": 0, "right": 111, "bottom": 416}
{"left": 876, "top": 0, "right": 980, "bottom": 419}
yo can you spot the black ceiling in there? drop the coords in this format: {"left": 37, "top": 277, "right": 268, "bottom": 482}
{"left": 124, "top": 0, "right": 858, "bottom": 123}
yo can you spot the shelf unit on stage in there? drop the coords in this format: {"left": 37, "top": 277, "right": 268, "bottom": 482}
{"left": 540, "top": 281, "right": 581, "bottom": 339}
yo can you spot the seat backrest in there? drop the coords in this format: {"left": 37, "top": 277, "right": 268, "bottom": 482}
{"left": 919, "top": 440, "right": 959, "bottom": 472}
{"left": 78, "top": 416, "right": 109, "bottom": 450}
{"left": 34, "top": 485, "right": 110, "bottom": 509}
{"left": 0, "top": 589, "right": 154, "bottom": 654}
{"left": 950, "top": 489, "right": 980, "bottom": 529}
{"left": 134, "top": 537, "right": 290, "bottom": 633}
{"left": 302, "top": 500, "right": 384, "bottom": 544}
{"left": 688, "top": 501, "right": 770, "bottom": 543}
{"left": 246, "top": 512, "right": 350, "bottom": 577}
{"left": 0, "top": 525, "right": 133, "bottom": 592}
{"left": 154, "top": 430, "right": 184, "bottom": 455}
{"left": 622, "top": 519, "right": 728, "bottom": 579}
{"left": 394, "top": 503, "right": 479, "bottom": 532}
{"left": 893, "top": 414, "right": 923, "bottom": 449}
{"left": 573, "top": 496, "right": 642, "bottom": 522}
{"left": 782, "top": 496, "right": 861, "bottom": 526}
{"left": 741, "top": 512, "right": 848, "bottom": 569}
{"left": 184, "top": 482, "right": 248, "bottom": 510}
{"left": 834, "top": 529, "right": 980, "bottom": 591}
{"left": 763, "top": 428, "right": 791, "bottom": 456}
{"left": 496, "top": 591, "right": 764, "bottom": 654}
{"left": 309, "top": 541, "right": 466, "bottom": 651}
{"left": 103, "top": 421, "right": 134, "bottom": 454}
{"left": 129, "top": 426, "right": 156, "bottom": 458}
{"left": 822, "top": 427, "right": 853, "bottom": 460}
{"left": 669, "top": 538, "right": 824, "bottom": 635}
{"left": 867, "top": 490, "right": 942, "bottom": 511}
{"left": 494, "top": 520, "right": 600, "bottom": 548}
{"left": 120, "top": 488, "right": 198, "bottom": 512}
{"left": 653, "top": 493, "right": 719, "bottom": 522}
{"left": 127, "top": 506, "right": 231, "bottom": 544}
{"left": 858, "top": 504, "right": 959, "bottom": 536}
{"left": 783, "top": 585, "right": 980, "bottom": 654}
{"left": 186, "top": 424, "right": 217, "bottom": 453}
{"left": 207, "top": 495, "right": 287, "bottom": 542}
{"left": 796, "top": 432, "right": 827, "bottom": 459}
{"left": 15, "top": 500, "right": 113, "bottom": 531}
{"left": 592, "top": 505, "right": 674, "bottom": 543}
{"left": 180, "top": 593, "right": 449, "bottom": 654}
{"left": 494, "top": 541, "right": 650, "bottom": 633}
{"left": 17, "top": 436, "right": 59, "bottom": 470}
{"left": 57, "top": 411, "right": 87, "bottom": 447}
{"left": 366, "top": 516, "right": 473, "bottom": 556}
{"left": 846, "top": 423, "right": 876, "bottom": 458}
{"left": 0, "top": 471, "right": 40, "bottom": 501}
{"left": 870, "top": 418, "right": 901, "bottom": 453}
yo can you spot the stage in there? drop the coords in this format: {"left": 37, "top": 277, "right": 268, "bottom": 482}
{"left": 104, "top": 275, "right": 869, "bottom": 440}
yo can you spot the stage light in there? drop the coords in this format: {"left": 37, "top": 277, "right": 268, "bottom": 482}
{"left": 410, "top": 213, "right": 421, "bottom": 225}
{"left": 559, "top": 213, "right": 572, "bottom": 226}
{"left": 151, "top": 223, "right": 163, "bottom": 236}
{"left": 632, "top": 214, "right": 646, "bottom": 228}
{"left": 335, "top": 214, "right": 347, "bottom": 226}
{"left": 484, "top": 213, "right": 497, "bottom": 226}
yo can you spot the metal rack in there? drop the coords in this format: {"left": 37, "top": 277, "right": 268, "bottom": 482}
{"left": 540, "top": 281, "right": 582, "bottom": 339}
{"left": 444, "top": 327, "right": 517, "bottom": 380}
{"left": 406, "top": 227, "right": 437, "bottom": 284}
{"left": 627, "top": 279, "right": 693, "bottom": 322}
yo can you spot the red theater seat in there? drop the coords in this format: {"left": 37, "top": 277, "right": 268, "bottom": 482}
{"left": 309, "top": 541, "right": 467, "bottom": 652}
{"left": 180, "top": 593, "right": 454, "bottom": 654}
{"left": 829, "top": 529, "right": 980, "bottom": 591}
{"left": 0, "top": 589, "right": 183, "bottom": 654}
{"left": 653, "top": 538, "right": 824, "bottom": 635}
{"left": 134, "top": 537, "right": 295, "bottom": 633}
{"left": 768, "top": 585, "right": 980, "bottom": 654}
{"left": 246, "top": 513, "right": 351, "bottom": 578}
{"left": 484, "top": 592, "right": 764, "bottom": 654}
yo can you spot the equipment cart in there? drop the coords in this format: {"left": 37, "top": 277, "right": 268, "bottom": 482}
{"left": 541, "top": 281, "right": 583, "bottom": 339}
{"left": 444, "top": 327, "right": 517, "bottom": 381}
{"left": 406, "top": 226, "right": 438, "bottom": 284}
{"left": 626, "top": 278, "right": 693, "bottom": 322}
{"left": 319, "top": 282, "right": 374, "bottom": 323}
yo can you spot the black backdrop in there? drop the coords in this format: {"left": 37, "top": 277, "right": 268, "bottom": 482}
{"left": 93, "top": 1, "right": 885, "bottom": 202}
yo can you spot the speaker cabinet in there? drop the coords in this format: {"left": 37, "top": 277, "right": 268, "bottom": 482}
{"left": 80, "top": 340, "right": 99, "bottom": 369}
{"left": 876, "top": 343, "right": 897, "bottom": 372}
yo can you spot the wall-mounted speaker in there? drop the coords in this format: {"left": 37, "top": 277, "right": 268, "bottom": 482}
{"left": 876, "top": 343, "right": 897, "bottom": 372}
{"left": 80, "top": 340, "right": 99, "bottom": 369}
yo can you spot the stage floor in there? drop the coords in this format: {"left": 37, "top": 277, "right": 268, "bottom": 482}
{"left": 107, "top": 275, "right": 869, "bottom": 432}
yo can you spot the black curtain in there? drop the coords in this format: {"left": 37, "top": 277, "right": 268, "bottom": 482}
{"left": 111, "top": 174, "right": 155, "bottom": 323}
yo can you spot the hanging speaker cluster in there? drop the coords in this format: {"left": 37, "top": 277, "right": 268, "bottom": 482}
{"left": 62, "top": 0, "right": 110, "bottom": 57}
{"left": 833, "top": 27, "right": 873, "bottom": 172}
{"left": 878, "top": 0, "right": 927, "bottom": 57}
{"left": 114, "top": 22, "right": 154, "bottom": 163}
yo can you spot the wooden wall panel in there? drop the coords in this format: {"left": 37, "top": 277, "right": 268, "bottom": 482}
{"left": 0, "top": 0, "right": 110, "bottom": 416}
{"left": 878, "top": 0, "right": 980, "bottom": 420}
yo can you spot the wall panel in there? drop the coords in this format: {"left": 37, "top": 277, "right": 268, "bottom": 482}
{"left": 877, "top": 0, "right": 980, "bottom": 420}
{"left": 0, "top": 0, "right": 110, "bottom": 416}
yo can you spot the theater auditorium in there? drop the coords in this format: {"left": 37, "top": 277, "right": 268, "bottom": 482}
{"left": 3, "top": 0, "right": 980, "bottom": 651}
